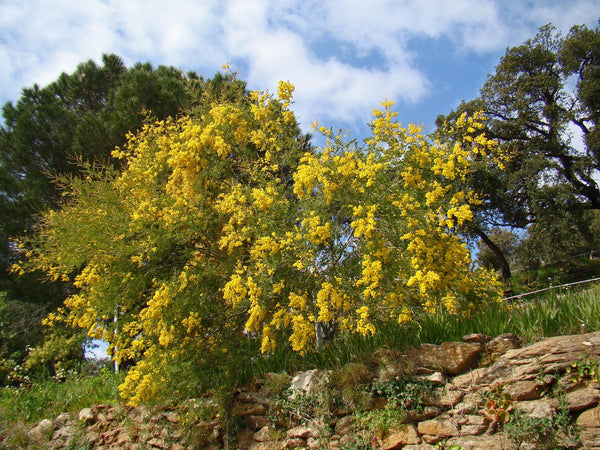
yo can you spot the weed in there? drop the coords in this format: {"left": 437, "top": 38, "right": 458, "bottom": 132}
{"left": 368, "top": 377, "right": 434, "bottom": 412}
{"left": 566, "top": 356, "right": 599, "bottom": 383}
{"left": 482, "top": 384, "right": 513, "bottom": 426}
{"left": 355, "top": 407, "right": 406, "bottom": 440}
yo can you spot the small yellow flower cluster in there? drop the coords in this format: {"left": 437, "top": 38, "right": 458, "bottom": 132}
{"left": 351, "top": 205, "right": 378, "bottom": 239}
{"left": 301, "top": 212, "right": 331, "bottom": 245}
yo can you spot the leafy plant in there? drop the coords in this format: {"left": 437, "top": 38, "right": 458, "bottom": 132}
{"left": 566, "top": 357, "right": 599, "bottom": 383}
{"left": 505, "top": 407, "right": 579, "bottom": 449}
{"left": 355, "top": 408, "right": 406, "bottom": 440}
{"left": 368, "top": 377, "right": 434, "bottom": 412}
{"left": 483, "top": 384, "right": 513, "bottom": 425}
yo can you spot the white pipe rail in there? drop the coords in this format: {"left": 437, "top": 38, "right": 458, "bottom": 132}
{"left": 503, "top": 276, "right": 600, "bottom": 302}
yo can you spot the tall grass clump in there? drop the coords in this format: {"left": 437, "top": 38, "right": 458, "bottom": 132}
{"left": 0, "top": 367, "right": 123, "bottom": 427}
{"left": 250, "top": 283, "right": 600, "bottom": 378}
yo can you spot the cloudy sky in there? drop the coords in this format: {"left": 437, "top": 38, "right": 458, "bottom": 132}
{"left": 1, "top": 0, "right": 599, "bottom": 139}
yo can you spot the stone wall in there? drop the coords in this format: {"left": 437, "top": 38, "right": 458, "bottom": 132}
{"left": 23, "top": 331, "right": 600, "bottom": 449}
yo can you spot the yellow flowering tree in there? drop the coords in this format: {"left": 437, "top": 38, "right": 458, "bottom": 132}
{"left": 22, "top": 79, "right": 308, "bottom": 404}
{"left": 223, "top": 102, "right": 505, "bottom": 357}
{"left": 22, "top": 78, "right": 504, "bottom": 405}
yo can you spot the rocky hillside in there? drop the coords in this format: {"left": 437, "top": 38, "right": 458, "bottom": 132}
{"left": 22, "top": 332, "right": 600, "bottom": 449}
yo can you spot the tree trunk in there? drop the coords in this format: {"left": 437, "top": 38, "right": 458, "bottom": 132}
{"left": 474, "top": 228, "right": 512, "bottom": 283}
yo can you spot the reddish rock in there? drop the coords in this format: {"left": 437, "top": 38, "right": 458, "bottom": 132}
{"left": 409, "top": 341, "right": 482, "bottom": 375}
{"left": 29, "top": 419, "right": 54, "bottom": 441}
{"left": 514, "top": 398, "right": 558, "bottom": 419}
{"left": 417, "top": 418, "right": 459, "bottom": 437}
{"left": 486, "top": 333, "right": 521, "bottom": 356}
{"left": 245, "top": 415, "right": 270, "bottom": 430}
{"left": 284, "top": 438, "right": 305, "bottom": 448}
{"left": 445, "top": 434, "right": 508, "bottom": 450}
{"left": 577, "top": 406, "right": 600, "bottom": 428}
{"left": 381, "top": 424, "right": 421, "bottom": 449}
{"left": 254, "top": 425, "right": 278, "bottom": 442}
{"left": 504, "top": 380, "right": 544, "bottom": 401}
{"left": 232, "top": 401, "right": 267, "bottom": 416}
{"left": 286, "top": 425, "right": 319, "bottom": 439}
{"left": 565, "top": 385, "right": 600, "bottom": 412}
{"left": 249, "top": 442, "right": 284, "bottom": 450}
{"left": 462, "top": 333, "right": 493, "bottom": 344}
{"left": 78, "top": 407, "right": 95, "bottom": 423}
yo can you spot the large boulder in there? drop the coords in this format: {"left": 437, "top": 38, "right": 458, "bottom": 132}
{"left": 408, "top": 341, "right": 482, "bottom": 375}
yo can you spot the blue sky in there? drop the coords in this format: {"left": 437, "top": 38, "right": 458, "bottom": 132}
{"left": 1, "top": 0, "right": 599, "bottom": 141}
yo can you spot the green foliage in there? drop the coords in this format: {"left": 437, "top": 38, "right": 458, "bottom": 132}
{"left": 505, "top": 408, "right": 579, "bottom": 449}
{"left": 438, "top": 22, "right": 600, "bottom": 274}
{"left": 0, "top": 291, "right": 48, "bottom": 385}
{"left": 329, "top": 363, "right": 372, "bottom": 412}
{"left": 566, "top": 357, "right": 600, "bottom": 383}
{"left": 368, "top": 377, "right": 434, "bottom": 412}
{"left": 0, "top": 368, "right": 122, "bottom": 425}
{"left": 356, "top": 407, "right": 406, "bottom": 439}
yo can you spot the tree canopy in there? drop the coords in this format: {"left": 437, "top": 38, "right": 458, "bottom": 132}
{"left": 0, "top": 55, "right": 248, "bottom": 383}
{"left": 437, "top": 22, "right": 600, "bottom": 276}
{"left": 21, "top": 79, "right": 503, "bottom": 404}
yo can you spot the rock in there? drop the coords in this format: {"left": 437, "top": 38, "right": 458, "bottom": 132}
{"left": 53, "top": 413, "right": 71, "bottom": 427}
{"left": 236, "top": 427, "right": 255, "bottom": 448}
{"left": 381, "top": 424, "right": 421, "bottom": 449}
{"left": 284, "top": 438, "right": 305, "bottom": 448}
{"left": 421, "top": 434, "right": 442, "bottom": 444}
{"left": 249, "top": 442, "right": 284, "bottom": 450}
{"left": 449, "top": 392, "right": 482, "bottom": 415}
{"left": 306, "top": 437, "right": 322, "bottom": 449}
{"left": 254, "top": 425, "right": 277, "bottom": 442}
{"left": 338, "top": 432, "right": 361, "bottom": 447}
{"left": 444, "top": 434, "right": 508, "bottom": 450}
{"left": 78, "top": 407, "right": 95, "bottom": 423}
{"left": 147, "top": 437, "right": 166, "bottom": 448}
{"left": 565, "top": 384, "right": 600, "bottom": 412}
{"left": 334, "top": 415, "right": 355, "bottom": 434}
{"left": 161, "top": 410, "right": 178, "bottom": 423}
{"left": 245, "top": 415, "right": 270, "bottom": 430}
{"left": 580, "top": 428, "right": 600, "bottom": 448}
{"left": 29, "top": 418, "right": 54, "bottom": 440}
{"left": 463, "top": 333, "right": 493, "bottom": 344}
{"left": 232, "top": 401, "right": 267, "bottom": 416}
{"left": 436, "top": 387, "right": 464, "bottom": 408}
{"left": 418, "top": 371, "right": 447, "bottom": 386}
{"left": 451, "top": 367, "right": 488, "bottom": 390}
{"left": 286, "top": 425, "right": 319, "bottom": 439}
{"left": 486, "top": 333, "right": 521, "bottom": 356}
{"left": 409, "top": 341, "right": 482, "bottom": 375}
{"left": 476, "top": 331, "right": 600, "bottom": 388}
{"left": 402, "top": 445, "right": 437, "bottom": 450}
{"left": 289, "top": 369, "right": 330, "bottom": 398}
{"left": 577, "top": 406, "right": 600, "bottom": 427}
{"left": 51, "top": 425, "right": 75, "bottom": 442}
{"left": 454, "top": 414, "right": 490, "bottom": 435}
{"left": 514, "top": 398, "right": 558, "bottom": 419}
{"left": 417, "top": 418, "right": 460, "bottom": 437}
{"left": 503, "top": 380, "right": 544, "bottom": 400}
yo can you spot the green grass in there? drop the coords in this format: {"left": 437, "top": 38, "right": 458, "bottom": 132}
{"left": 251, "top": 282, "right": 600, "bottom": 377}
{"left": 2, "top": 283, "right": 599, "bottom": 441}
{"left": 0, "top": 369, "right": 123, "bottom": 427}
{"left": 510, "top": 257, "right": 600, "bottom": 295}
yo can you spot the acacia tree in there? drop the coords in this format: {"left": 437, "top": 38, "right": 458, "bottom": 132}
{"left": 22, "top": 82, "right": 503, "bottom": 405}
{"left": 0, "top": 57, "right": 250, "bottom": 378}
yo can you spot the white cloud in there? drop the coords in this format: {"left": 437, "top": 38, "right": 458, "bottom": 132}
{"left": 1, "top": 0, "right": 599, "bottom": 132}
